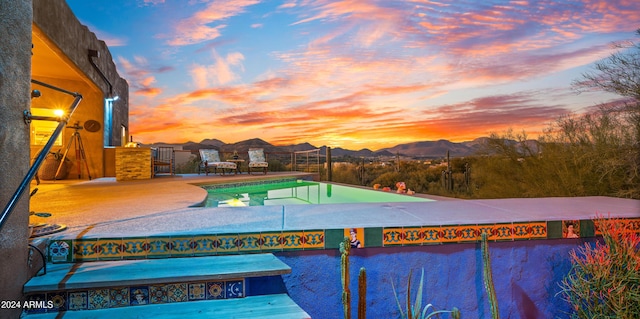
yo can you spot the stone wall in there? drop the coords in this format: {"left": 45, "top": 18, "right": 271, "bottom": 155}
{"left": 0, "top": 1, "right": 33, "bottom": 318}
{"left": 115, "top": 147, "right": 152, "bottom": 181}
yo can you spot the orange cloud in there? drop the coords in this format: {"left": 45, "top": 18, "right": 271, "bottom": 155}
{"left": 112, "top": 0, "right": 639, "bottom": 150}
{"left": 117, "top": 56, "right": 171, "bottom": 98}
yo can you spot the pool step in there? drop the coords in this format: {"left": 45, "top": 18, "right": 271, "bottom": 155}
{"left": 22, "top": 254, "right": 305, "bottom": 317}
{"left": 25, "top": 253, "right": 290, "bottom": 293}
{"left": 22, "top": 293, "right": 311, "bottom": 319}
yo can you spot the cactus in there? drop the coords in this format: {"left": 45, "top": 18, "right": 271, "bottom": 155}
{"left": 481, "top": 233, "right": 499, "bottom": 319}
{"left": 358, "top": 267, "right": 367, "bottom": 319}
{"left": 340, "top": 236, "right": 368, "bottom": 319}
{"left": 340, "top": 237, "right": 351, "bottom": 319}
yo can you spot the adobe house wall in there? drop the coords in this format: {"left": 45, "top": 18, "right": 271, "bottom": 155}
{"left": 0, "top": 1, "right": 33, "bottom": 318}
{"left": 1, "top": 1, "right": 129, "bottom": 317}
{"left": 32, "top": 0, "right": 129, "bottom": 177}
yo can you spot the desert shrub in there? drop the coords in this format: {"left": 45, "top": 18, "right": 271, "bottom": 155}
{"left": 558, "top": 216, "right": 640, "bottom": 318}
{"left": 371, "top": 171, "right": 402, "bottom": 189}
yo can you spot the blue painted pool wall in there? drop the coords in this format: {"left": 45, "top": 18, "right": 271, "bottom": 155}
{"left": 275, "top": 238, "right": 592, "bottom": 319}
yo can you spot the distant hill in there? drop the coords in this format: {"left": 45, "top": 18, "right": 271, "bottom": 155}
{"left": 382, "top": 138, "right": 487, "bottom": 158}
{"left": 143, "top": 135, "right": 547, "bottom": 162}
{"left": 199, "top": 138, "right": 225, "bottom": 147}
{"left": 158, "top": 137, "right": 498, "bottom": 159}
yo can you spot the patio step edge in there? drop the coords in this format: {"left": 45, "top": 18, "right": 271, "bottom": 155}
{"left": 21, "top": 293, "right": 312, "bottom": 319}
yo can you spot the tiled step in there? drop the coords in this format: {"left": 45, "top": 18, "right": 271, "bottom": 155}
{"left": 22, "top": 254, "right": 293, "bottom": 314}
{"left": 22, "top": 293, "right": 311, "bottom": 319}
{"left": 25, "top": 253, "right": 290, "bottom": 293}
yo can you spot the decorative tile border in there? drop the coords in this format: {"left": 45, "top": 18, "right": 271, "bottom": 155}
{"left": 48, "top": 218, "right": 640, "bottom": 263}
{"left": 301, "top": 230, "right": 324, "bottom": 249}
{"left": 594, "top": 217, "right": 640, "bottom": 235}
{"left": 23, "top": 279, "right": 245, "bottom": 314}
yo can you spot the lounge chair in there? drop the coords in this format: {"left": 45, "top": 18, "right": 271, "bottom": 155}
{"left": 198, "top": 149, "right": 237, "bottom": 175}
{"left": 248, "top": 148, "right": 268, "bottom": 175}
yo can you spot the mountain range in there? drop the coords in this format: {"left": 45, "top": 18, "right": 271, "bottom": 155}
{"left": 150, "top": 137, "right": 493, "bottom": 159}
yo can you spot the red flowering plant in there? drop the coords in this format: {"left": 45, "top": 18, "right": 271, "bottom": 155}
{"left": 558, "top": 215, "right": 640, "bottom": 318}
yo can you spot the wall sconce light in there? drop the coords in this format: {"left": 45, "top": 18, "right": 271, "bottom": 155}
{"left": 31, "top": 90, "right": 41, "bottom": 99}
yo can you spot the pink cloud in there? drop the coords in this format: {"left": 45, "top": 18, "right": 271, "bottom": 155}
{"left": 166, "top": 0, "right": 259, "bottom": 46}
{"left": 117, "top": 56, "right": 171, "bottom": 97}
{"left": 120, "top": 0, "right": 639, "bottom": 149}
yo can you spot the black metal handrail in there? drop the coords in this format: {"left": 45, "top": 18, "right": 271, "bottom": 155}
{"left": 0, "top": 79, "right": 82, "bottom": 231}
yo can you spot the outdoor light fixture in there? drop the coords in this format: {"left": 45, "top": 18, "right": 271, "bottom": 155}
{"left": 23, "top": 109, "right": 67, "bottom": 124}
{"left": 31, "top": 89, "right": 41, "bottom": 99}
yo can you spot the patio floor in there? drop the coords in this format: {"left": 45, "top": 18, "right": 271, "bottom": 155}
{"left": 28, "top": 172, "right": 640, "bottom": 239}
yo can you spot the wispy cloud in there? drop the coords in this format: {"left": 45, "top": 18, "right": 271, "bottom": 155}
{"left": 166, "top": 0, "right": 260, "bottom": 46}
{"left": 190, "top": 50, "right": 245, "bottom": 88}
{"left": 76, "top": 0, "right": 640, "bottom": 149}
{"left": 117, "top": 56, "right": 173, "bottom": 96}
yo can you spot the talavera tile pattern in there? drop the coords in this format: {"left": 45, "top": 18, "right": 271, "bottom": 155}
{"left": 24, "top": 279, "right": 245, "bottom": 314}
{"left": 33, "top": 215, "right": 640, "bottom": 314}
{"left": 46, "top": 217, "right": 640, "bottom": 263}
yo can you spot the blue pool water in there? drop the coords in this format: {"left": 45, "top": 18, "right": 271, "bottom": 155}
{"left": 203, "top": 180, "right": 432, "bottom": 207}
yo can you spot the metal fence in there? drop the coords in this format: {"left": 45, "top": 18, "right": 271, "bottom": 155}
{"left": 259, "top": 149, "right": 322, "bottom": 174}
{"left": 293, "top": 149, "right": 321, "bottom": 173}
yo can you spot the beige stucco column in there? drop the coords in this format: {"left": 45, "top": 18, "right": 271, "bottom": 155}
{"left": 0, "top": 0, "right": 33, "bottom": 318}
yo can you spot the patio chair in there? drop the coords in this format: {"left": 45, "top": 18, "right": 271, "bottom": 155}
{"left": 198, "top": 149, "right": 237, "bottom": 175}
{"left": 248, "top": 148, "right": 268, "bottom": 175}
{"left": 153, "top": 146, "right": 174, "bottom": 176}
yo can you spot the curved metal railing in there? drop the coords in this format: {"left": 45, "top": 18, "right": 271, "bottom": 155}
{"left": 0, "top": 79, "right": 82, "bottom": 232}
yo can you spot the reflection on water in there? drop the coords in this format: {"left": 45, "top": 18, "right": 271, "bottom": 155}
{"left": 204, "top": 180, "right": 431, "bottom": 207}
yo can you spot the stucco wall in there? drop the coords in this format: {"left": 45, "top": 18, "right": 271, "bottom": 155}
{"left": 276, "top": 239, "right": 584, "bottom": 319}
{"left": 1, "top": 1, "right": 129, "bottom": 317}
{"left": 32, "top": 0, "right": 129, "bottom": 148}
{"left": 0, "top": 1, "right": 33, "bottom": 318}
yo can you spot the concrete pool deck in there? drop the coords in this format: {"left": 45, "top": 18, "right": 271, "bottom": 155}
{"left": 28, "top": 172, "right": 640, "bottom": 239}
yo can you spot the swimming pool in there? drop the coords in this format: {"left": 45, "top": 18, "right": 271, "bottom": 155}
{"left": 202, "top": 180, "right": 433, "bottom": 207}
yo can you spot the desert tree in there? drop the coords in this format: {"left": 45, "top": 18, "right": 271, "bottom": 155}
{"left": 571, "top": 28, "right": 640, "bottom": 198}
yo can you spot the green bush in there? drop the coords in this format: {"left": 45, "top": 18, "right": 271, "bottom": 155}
{"left": 175, "top": 156, "right": 200, "bottom": 174}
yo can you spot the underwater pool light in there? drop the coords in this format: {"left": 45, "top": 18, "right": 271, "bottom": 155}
{"left": 226, "top": 194, "right": 246, "bottom": 207}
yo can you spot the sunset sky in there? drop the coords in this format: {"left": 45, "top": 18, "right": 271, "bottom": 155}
{"left": 66, "top": 0, "right": 639, "bottom": 150}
